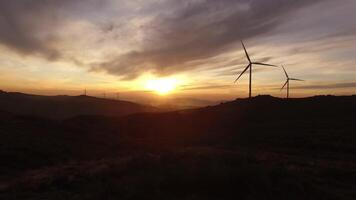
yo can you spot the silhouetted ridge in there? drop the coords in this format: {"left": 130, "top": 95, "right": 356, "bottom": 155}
{"left": 1, "top": 95, "right": 356, "bottom": 199}
{"left": 0, "top": 91, "right": 158, "bottom": 119}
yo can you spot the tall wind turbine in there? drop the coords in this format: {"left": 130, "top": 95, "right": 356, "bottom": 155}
{"left": 235, "top": 41, "right": 277, "bottom": 98}
{"left": 281, "top": 65, "right": 304, "bottom": 99}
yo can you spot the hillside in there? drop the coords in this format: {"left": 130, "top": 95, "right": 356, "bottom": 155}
{"left": 0, "top": 90, "right": 158, "bottom": 119}
{"left": 1, "top": 95, "right": 356, "bottom": 199}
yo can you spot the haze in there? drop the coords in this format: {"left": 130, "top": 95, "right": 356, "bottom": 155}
{"left": 1, "top": 0, "right": 356, "bottom": 102}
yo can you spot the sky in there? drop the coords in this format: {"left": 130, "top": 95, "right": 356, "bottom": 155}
{"left": 0, "top": 0, "right": 356, "bottom": 102}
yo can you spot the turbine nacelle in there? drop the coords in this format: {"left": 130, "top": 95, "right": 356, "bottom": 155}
{"left": 280, "top": 65, "right": 304, "bottom": 98}
{"left": 282, "top": 65, "right": 304, "bottom": 82}
{"left": 234, "top": 42, "right": 305, "bottom": 99}
{"left": 234, "top": 41, "right": 277, "bottom": 88}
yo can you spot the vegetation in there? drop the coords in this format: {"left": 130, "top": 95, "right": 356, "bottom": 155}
{"left": 1, "top": 95, "right": 356, "bottom": 199}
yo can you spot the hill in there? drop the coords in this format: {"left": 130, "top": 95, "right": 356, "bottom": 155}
{"left": 1, "top": 95, "right": 356, "bottom": 199}
{"left": 152, "top": 97, "right": 221, "bottom": 110}
{"left": 0, "top": 90, "right": 158, "bottom": 119}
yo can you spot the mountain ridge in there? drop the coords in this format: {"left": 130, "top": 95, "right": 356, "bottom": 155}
{"left": 0, "top": 90, "right": 159, "bottom": 119}
{"left": 1, "top": 93, "right": 356, "bottom": 199}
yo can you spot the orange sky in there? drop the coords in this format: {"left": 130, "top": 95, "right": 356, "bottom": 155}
{"left": 0, "top": 0, "right": 356, "bottom": 102}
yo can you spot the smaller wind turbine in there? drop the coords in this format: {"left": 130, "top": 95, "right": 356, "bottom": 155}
{"left": 235, "top": 41, "right": 277, "bottom": 98}
{"left": 281, "top": 65, "right": 304, "bottom": 99}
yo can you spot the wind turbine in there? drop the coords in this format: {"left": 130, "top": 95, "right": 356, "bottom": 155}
{"left": 281, "top": 65, "right": 304, "bottom": 99}
{"left": 235, "top": 41, "right": 277, "bottom": 98}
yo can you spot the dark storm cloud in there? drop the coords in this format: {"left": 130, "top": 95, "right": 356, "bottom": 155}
{"left": 0, "top": 0, "right": 105, "bottom": 60}
{"left": 93, "top": 0, "right": 321, "bottom": 79}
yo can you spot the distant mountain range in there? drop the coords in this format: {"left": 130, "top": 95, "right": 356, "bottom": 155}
{"left": 151, "top": 97, "right": 222, "bottom": 110}
{"left": 0, "top": 90, "right": 158, "bottom": 119}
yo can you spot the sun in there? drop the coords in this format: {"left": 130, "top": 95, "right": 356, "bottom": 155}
{"left": 145, "top": 78, "right": 178, "bottom": 95}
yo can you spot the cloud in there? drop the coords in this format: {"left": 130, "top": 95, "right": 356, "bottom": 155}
{"left": 0, "top": 0, "right": 107, "bottom": 60}
{"left": 0, "top": 0, "right": 340, "bottom": 80}
{"left": 92, "top": 0, "right": 322, "bottom": 79}
{"left": 180, "top": 84, "right": 233, "bottom": 91}
{"left": 294, "top": 82, "right": 356, "bottom": 90}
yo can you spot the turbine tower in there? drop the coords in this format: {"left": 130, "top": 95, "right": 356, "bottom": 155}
{"left": 281, "top": 65, "right": 304, "bottom": 99}
{"left": 235, "top": 41, "right": 277, "bottom": 98}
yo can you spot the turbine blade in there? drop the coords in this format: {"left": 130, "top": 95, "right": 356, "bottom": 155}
{"left": 241, "top": 41, "right": 251, "bottom": 63}
{"left": 234, "top": 64, "right": 250, "bottom": 83}
{"left": 281, "top": 80, "right": 288, "bottom": 90}
{"left": 290, "top": 78, "right": 304, "bottom": 81}
{"left": 253, "top": 62, "right": 277, "bottom": 67}
{"left": 282, "top": 65, "right": 289, "bottom": 78}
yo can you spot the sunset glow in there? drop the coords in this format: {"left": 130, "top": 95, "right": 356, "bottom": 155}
{"left": 0, "top": 1, "right": 355, "bottom": 198}
{"left": 145, "top": 78, "right": 179, "bottom": 95}
{"left": 0, "top": 0, "right": 355, "bottom": 102}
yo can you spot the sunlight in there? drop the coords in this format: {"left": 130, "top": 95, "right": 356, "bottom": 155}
{"left": 145, "top": 78, "right": 178, "bottom": 95}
